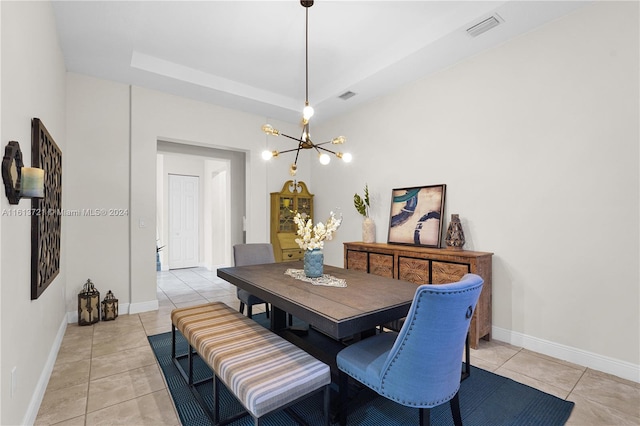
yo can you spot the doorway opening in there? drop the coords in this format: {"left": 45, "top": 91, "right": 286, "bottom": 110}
{"left": 156, "top": 140, "right": 246, "bottom": 273}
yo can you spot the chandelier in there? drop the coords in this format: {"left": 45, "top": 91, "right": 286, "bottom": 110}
{"left": 261, "top": 0, "right": 352, "bottom": 176}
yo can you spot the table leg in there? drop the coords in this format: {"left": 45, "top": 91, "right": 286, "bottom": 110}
{"left": 270, "top": 306, "right": 288, "bottom": 331}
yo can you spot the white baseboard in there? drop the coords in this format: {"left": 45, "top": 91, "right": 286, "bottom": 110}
{"left": 23, "top": 316, "right": 67, "bottom": 425}
{"left": 129, "top": 299, "right": 158, "bottom": 314}
{"left": 492, "top": 326, "right": 640, "bottom": 383}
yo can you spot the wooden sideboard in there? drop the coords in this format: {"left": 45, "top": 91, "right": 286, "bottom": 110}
{"left": 343, "top": 242, "right": 492, "bottom": 349}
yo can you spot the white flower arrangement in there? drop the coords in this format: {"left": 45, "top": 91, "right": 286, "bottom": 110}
{"left": 294, "top": 211, "right": 342, "bottom": 251}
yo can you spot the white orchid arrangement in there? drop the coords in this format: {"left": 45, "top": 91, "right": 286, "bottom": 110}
{"left": 294, "top": 211, "right": 343, "bottom": 251}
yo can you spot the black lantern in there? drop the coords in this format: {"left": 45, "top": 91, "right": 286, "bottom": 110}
{"left": 78, "top": 279, "right": 100, "bottom": 326}
{"left": 101, "top": 290, "right": 118, "bottom": 321}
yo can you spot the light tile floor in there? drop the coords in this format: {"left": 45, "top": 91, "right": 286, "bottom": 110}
{"left": 35, "top": 267, "right": 640, "bottom": 425}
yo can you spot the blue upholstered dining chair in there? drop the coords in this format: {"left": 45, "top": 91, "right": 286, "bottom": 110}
{"left": 232, "top": 243, "right": 274, "bottom": 319}
{"left": 336, "top": 273, "right": 484, "bottom": 426}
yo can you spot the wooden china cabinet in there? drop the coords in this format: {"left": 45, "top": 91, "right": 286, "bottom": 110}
{"left": 344, "top": 242, "right": 493, "bottom": 349}
{"left": 270, "top": 180, "right": 314, "bottom": 262}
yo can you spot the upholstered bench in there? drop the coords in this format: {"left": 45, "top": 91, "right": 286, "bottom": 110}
{"left": 171, "top": 302, "right": 330, "bottom": 426}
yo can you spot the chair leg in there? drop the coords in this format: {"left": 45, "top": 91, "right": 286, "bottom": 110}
{"left": 450, "top": 391, "right": 462, "bottom": 426}
{"left": 265, "top": 303, "right": 270, "bottom": 318}
{"left": 247, "top": 305, "right": 253, "bottom": 319}
{"left": 323, "top": 385, "right": 330, "bottom": 426}
{"left": 419, "top": 407, "right": 431, "bottom": 426}
{"left": 239, "top": 301, "right": 245, "bottom": 314}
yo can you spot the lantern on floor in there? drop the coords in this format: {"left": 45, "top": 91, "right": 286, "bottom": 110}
{"left": 78, "top": 279, "right": 100, "bottom": 326}
{"left": 101, "top": 290, "right": 119, "bottom": 321}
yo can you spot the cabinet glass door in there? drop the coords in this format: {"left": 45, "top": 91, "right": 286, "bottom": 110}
{"left": 279, "top": 196, "right": 295, "bottom": 232}
{"left": 297, "top": 197, "right": 312, "bottom": 221}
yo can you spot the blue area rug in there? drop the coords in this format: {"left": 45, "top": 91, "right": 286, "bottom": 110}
{"left": 148, "top": 314, "right": 574, "bottom": 425}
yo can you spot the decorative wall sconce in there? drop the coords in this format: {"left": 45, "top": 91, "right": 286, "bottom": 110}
{"left": 2, "top": 141, "right": 24, "bottom": 204}
{"left": 1, "top": 140, "right": 45, "bottom": 204}
{"left": 101, "top": 290, "right": 119, "bottom": 321}
{"left": 78, "top": 279, "right": 100, "bottom": 326}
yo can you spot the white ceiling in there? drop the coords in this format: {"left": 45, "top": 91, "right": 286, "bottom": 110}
{"left": 52, "top": 1, "right": 589, "bottom": 124}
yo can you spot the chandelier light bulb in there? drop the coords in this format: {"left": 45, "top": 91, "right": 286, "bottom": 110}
{"left": 289, "top": 163, "right": 298, "bottom": 176}
{"left": 262, "top": 150, "right": 274, "bottom": 160}
{"left": 338, "top": 152, "right": 352, "bottom": 163}
{"left": 303, "top": 104, "right": 314, "bottom": 120}
{"left": 319, "top": 153, "right": 331, "bottom": 165}
{"left": 332, "top": 136, "right": 346, "bottom": 145}
{"left": 262, "top": 124, "right": 280, "bottom": 136}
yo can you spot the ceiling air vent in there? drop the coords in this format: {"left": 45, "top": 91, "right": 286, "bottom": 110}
{"left": 338, "top": 91, "right": 356, "bottom": 101}
{"left": 466, "top": 15, "right": 503, "bottom": 38}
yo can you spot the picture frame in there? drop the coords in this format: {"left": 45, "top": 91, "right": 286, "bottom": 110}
{"left": 387, "top": 184, "right": 446, "bottom": 247}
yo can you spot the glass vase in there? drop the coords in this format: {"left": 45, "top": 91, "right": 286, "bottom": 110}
{"left": 304, "top": 248, "right": 323, "bottom": 278}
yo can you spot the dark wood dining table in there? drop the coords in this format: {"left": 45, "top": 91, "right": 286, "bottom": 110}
{"left": 217, "top": 261, "right": 418, "bottom": 341}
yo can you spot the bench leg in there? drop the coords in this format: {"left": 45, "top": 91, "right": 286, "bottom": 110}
{"left": 187, "top": 344, "right": 194, "bottom": 386}
{"left": 172, "top": 324, "right": 191, "bottom": 384}
{"left": 171, "top": 324, "right": 176, "bottom": 359}
{"left": 213, "top": 375, "right": 220, "bottom": 424}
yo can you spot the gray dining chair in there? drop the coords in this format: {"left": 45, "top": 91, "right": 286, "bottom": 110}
{"left": 232, "top": 243, "right": 274, "bottom": 319}
{"left": 336, "top": 273, "right": 484, "bottom": 426}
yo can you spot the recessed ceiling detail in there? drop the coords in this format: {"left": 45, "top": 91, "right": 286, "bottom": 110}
{"left": 52, "top": 1, "right": 588, "bottom": 124}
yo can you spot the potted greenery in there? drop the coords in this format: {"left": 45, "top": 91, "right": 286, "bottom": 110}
{"left": 354, "top": 184, "right": 375, "bottom": 243}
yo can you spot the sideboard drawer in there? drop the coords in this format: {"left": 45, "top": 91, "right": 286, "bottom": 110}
{"left": 432, "top": 261, "right": 469, "bottom": 284}
{"left": 346, "top": 250, "right": 368, "bottom": 272}
{"left": 370, "top": 253, "right": 393, "bottom": 278}
{"left": 398, "top": 256, "right": 430, "bottom": 284}
{"left": 281, "top": 248, "right": 304, "bottom": 261}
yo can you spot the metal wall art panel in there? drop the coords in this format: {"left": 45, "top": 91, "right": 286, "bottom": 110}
{"left": 31, "top": 118, "right": 62, "bottom": 300}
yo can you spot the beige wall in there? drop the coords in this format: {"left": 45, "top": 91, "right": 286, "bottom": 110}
{"left": 313, "top": 2, "right": 639, "bottom": 378}
{"left": 0, "top": 1, "right": 67, "bottom": 424}
{"left": 65, "top": 74, "right": 130, "bottom": 315}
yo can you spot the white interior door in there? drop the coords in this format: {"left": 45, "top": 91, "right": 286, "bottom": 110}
{"left": 169, "top": 174, "right": 199, "bottom": 269}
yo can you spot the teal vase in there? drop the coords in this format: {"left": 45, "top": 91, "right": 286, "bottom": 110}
{"left": 304, "top": 249, "right": 323, "bottom": 278}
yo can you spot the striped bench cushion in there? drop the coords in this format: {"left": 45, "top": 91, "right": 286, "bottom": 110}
{"left": 171, "top": 302, "right": 330, "bottom": 418}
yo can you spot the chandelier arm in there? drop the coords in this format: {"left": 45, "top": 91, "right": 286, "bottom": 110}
{"left": 280, "top": 133, "right": 304, "bottom": 143}
{"left": 277, "top": 147, "right": 304, "bottom": 155}
{"left": 316, "top": 145, "right": 337, "bottom": 155}
{"left": 314, "top": 140, "right": 335, "bottom": 147}
{"left": 294, "top": 146, "right": 302, "bottom": 165}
